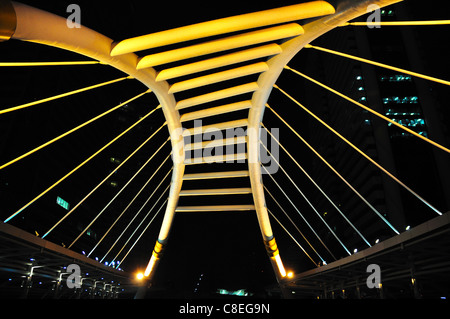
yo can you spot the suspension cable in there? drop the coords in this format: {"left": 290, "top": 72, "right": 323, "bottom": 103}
{"left": 283, "top": 65, "right": 450, "bottom": 154}
{"left": 264, "top": 185, "right": 324, "bottom": 265}
{"left": 110, "top": 184, "right": 170, "bottom": 266}
{"left": 274, "top": 85, "right": 443, "bottom": 217}
{"left": 0, "top": 76, "right": 131, "bottom": 115}
{"left": 116, "top": 198, "right": 168, "bottom": 269}
{"left": 3, "top": 104, "right": 162, "bottom": 223}
{"left": 267, "top": 208, "right": 318, "bottom": 268}
{"left": 304, "top": 44, "right": 450, "bottom": 86}
{"left": 261, "top": 123, "right": 371, "bottom": 248}
{"left": 265, "top": 103, "right": 400, "bottom": 235}
{"left": 88, "top": 150, "right": 172, "bottom": 257}
{"left": 261, "top": 164, "right": 337, "bottom": 261}
{"left": 100, "top": 168, "right": 173, "bottom": 263}
{"left": 261, "top": 141, "right": 351, "bottom": 256}
{"left": 0, "top": 90, "right": 151, "bottom": 171}
{"left": 66, "top": 124, "right": 167, "bottom": 247}
{"left": 341, "top": 20, "right": 450, "bottom": 27}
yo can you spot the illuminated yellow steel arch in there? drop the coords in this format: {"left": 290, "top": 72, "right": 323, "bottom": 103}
{"left": 1, "top": 0, "right": 401, "bottom": 288}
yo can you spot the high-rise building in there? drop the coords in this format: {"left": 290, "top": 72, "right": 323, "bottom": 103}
{"left": 284, "top": 1, "right": 450, "bottom": 258}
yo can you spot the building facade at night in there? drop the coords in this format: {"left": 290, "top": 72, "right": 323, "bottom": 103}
{"left": 298, "top": 2, "right": 450, "bottom": 254}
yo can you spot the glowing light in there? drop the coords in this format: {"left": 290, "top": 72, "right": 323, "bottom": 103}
{"left": 136, "top": 273, "right": 144, "bottom": 280}
{"left": 287, "top": 271, "right": 294, "bottom": 278}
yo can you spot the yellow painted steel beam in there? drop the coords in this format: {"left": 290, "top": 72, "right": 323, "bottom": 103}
{"left": 179, "top": 187, "right": 252, "bottom": 196}
{"left": 110, "top": 1, "right": 334, "bottom": 56}
{"left": 176, "top": 82, "right": 259, "bottom": 110}
{"left": 175, "top": 205, "right": 255, "bottom": 212}
{"left": 168, "top": 62, "right": 269, "bottom": 94}
{"left": 136, "top": 23, "right": 303, "bottom": 69}
{"left": 182, "top": 170, "right": 249, "bottom": 180}
{"left": 182, "top": 119, "right": 248, "bottom": 136}
{"left": 180, "top": 100, "right": 252, "bottom": 122}
{"left": 184, "top": 136, "right": 247, "bottom": 151}
{"left": 156, "top": 44, "right": 282, "bottom": 81}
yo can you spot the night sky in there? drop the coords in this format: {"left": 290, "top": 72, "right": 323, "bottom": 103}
{"left": 1, "top": 0, "right": 449, "bottom": 298}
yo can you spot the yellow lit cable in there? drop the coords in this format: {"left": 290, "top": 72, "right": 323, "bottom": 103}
{"left": 304, "top": 44, "right": 450, "bottom": 86}
{"left": 267, "top": 208, "right": 319, "bottom": 268}
{"left": 284, "top": 65, "right": 450, "bottom": 154}
{"left": 261, "top": 163, "right": 337, "bottom": 260}
{"left": 0, "top": 90, "right": 150, "bottom": 171}
{"left": 112, "top": 183, "right": 171, "bottom": 265}
{"left": 3, "top": 104, "right": 162, "bottom": 223}
{"left": 264, "top": 186, "right": 323, "bottom": 265}
{"left": 0, "top": 76, "right": 131, "bottom": 115}
{"left": 261, "top": 123, "right": 371, "bottom": 248}
{"left": 118, "top": 198, "right": 168, "bottom": 270}
{"left": 261, "top": 141, "right": 352, "bottom": 256}
{"left": 273, "top": 84, "right": 443, "bottom": 216}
